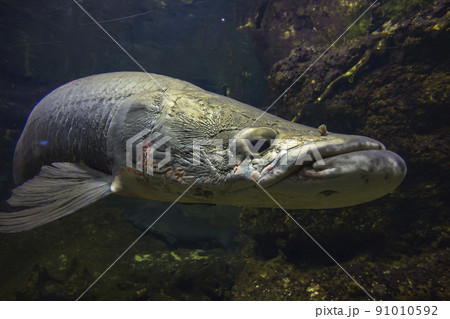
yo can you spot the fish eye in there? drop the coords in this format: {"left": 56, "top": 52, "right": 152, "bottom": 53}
{"left": 248, "top": 136, "right": 272, "bottom": 153}
{"left": 259, "top": 139, "right": 272, "bottom": 152}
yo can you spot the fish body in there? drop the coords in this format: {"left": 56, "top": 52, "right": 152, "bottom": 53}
{"left": 0, "top": 72, "right": 406, "bottom": 232}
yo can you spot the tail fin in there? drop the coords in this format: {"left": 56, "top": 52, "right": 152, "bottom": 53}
{"left": 0, "top": 163, "right": 112, "bottom": 233}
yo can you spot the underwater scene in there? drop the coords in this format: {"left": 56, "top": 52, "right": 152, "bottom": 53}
{"left": 0, "top": 0, "right": 448, "bottom": 300}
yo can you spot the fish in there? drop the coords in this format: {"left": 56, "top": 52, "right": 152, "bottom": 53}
{"left": 0, "top": 72, "right": 406, "bottom": 233}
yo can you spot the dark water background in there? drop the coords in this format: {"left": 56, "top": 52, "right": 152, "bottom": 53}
{"left": 0, "top": 0, "right": 265, "bottom": 300}
{"left": 0, "top": 0, "right": 448, "bottom": 300}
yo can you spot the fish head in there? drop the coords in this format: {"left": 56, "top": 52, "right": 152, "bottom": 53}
{"left": 220, "top": 117, "right": 407, "bottom": 208}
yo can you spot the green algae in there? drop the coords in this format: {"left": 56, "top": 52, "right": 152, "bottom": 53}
{"left": 382, "top": 0, "right": 436, "bottom": 21}
{"left": 346, "top": 6, "right": 371, "bottom": 39}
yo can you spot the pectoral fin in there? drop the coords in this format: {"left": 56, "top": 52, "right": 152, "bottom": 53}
{"left": 0, "top": 163, "right": 113, "bottom": 233}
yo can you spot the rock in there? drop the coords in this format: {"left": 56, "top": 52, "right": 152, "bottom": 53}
{"left": 235, "top": 0, "right": 450, "bottom": 300}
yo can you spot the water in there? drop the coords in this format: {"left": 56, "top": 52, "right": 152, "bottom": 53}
{"left": 0, "top": 0, "right": 448, "bottom": 300}
{"left": 0, "top": 0, "right": 264, "bottom": 300}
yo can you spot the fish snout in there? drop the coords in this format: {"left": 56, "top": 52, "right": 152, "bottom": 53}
{"left": 260, "top": 132, "right": 407, "bottom": 208}
{"left": 305, "top": 149, "right": 407, "bottom": 184}
{"left": 307, "top": 134, "right": 406, "bottom": 188}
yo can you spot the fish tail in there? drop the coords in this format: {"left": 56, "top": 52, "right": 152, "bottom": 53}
{"left": 0, "top": 162, "right": 112, "bottom": 233}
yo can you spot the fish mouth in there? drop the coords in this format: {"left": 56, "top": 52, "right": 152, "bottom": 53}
{"left": 256, "top": 135, "right": 407, "bottom": 208}
{"left": 294, "top": 135, "right": 397, "bottom": 179}
{"left": 298, "top": 149, "right": 407, "bottom": 180}
{"left": 261, "top": 135, "right": 406, "bottom": 188}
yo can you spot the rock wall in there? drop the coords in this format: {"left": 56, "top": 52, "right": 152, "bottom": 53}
{"left": 234, "top": 0, "right": 449, "bottom": 300}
